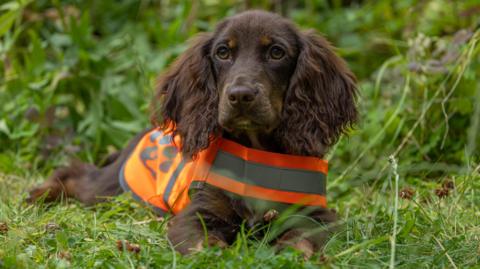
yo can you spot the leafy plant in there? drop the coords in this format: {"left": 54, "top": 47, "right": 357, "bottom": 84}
{"left": 1, "top": 0, "right": 479, "bottom": 267}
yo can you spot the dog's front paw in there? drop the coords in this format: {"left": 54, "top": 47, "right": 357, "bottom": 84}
{"left": 275, "top": 230, "right": 315, "bottom": 260}
{"left": 292, "top": 238, "right": 314, "bottom": 260}
{"left": 188, "top": 234, "right": 228, "bottom": 253}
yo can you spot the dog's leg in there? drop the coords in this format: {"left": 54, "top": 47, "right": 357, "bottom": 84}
{"left": 273, "top": 209, "right": 337, "bottom": 260}
{"left": 26, "top": 158, "right": 125, "bottom": 205}
{"left": 167, "top": 185, "right": 241, "bottom": 254}
{"left": 27, "top": 130, "right": 150, "bottom": 205}
{"left": 26, "top": 161, "right": 96, "bottom": 204}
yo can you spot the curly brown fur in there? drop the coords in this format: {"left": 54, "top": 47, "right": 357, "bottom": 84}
{"left": 151, "top": 33, "right": 220, "bottom": 158}
{"left": 27, "top": 161, "right": 94, "bottom": 204}
{"left": 159, "top": 11, "right": 356, "bottom": 257}
{"left": 28, "top": 10, "right": 358, "bottom": 259}
{"left": 151, "top": 11, "right": 357, "bottom": 158}
{"left": 275, "top": 31, "right": 357, "bottom": 156}
{"left": 166, "top": 185, "right": 242, "bottom": 254}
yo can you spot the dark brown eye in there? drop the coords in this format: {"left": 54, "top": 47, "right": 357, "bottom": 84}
{"left": 216, "top": 45, "right": 230, "bottom": 60}
{"left": 269, "top": 45, "right": 285, "bottom": 60}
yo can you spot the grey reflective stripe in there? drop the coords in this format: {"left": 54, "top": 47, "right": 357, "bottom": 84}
{"left": 163, "top": 159, "right": 186, "bottom": 209}
{"left": 190, "top": 181, "right": 325, "bottom": 212}
{"left": 210, "top": 150, "right": 326, "bottom": 195}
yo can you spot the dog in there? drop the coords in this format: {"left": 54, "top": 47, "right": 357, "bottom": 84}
{"left": 27, "top": 10, "right": 358, "bottom": 258}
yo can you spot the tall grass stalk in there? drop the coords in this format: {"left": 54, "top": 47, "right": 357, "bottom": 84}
{"left": 388, "top": 155, "right": 399, "bottom": 269}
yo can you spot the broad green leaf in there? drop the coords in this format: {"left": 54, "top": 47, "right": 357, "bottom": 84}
{"left": 0, "top": 10, "right": 17, "bottom": 38}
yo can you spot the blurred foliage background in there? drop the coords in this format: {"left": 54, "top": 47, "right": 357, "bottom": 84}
{"left": 0, "top": 0, "right": 479, "bottom": 196}
{"left": 1, "top": 0, "right": 480, "bottom": 267}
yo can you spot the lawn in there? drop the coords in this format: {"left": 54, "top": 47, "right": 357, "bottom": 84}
{"left": 1, "top": 0, "right": 479, "bottom": 268}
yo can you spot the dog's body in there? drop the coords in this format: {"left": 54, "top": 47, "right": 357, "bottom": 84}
{"left": 28, "top": 11, "right": 357, "bottom": 258}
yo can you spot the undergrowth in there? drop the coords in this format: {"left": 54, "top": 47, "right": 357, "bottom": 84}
{"left": 1, "top": 0, "right": 479, "bottom": 268}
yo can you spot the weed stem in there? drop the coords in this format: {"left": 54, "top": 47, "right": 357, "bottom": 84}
{"left": 388, "top": 155, "right": 399, "bottom": 269}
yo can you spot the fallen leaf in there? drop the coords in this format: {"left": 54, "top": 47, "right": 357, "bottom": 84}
{"left": 399, "top": 187, "right": 415, "bottom": 200}
{"left": 0, "top": 222, "right": 8, "bottom": 234}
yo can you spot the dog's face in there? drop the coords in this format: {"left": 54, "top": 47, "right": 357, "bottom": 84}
{"left": 153, "top": 10, "right": 358, "bottom": 158}
{"left": 210, "top": 13, "right": 299, "bottom": 133}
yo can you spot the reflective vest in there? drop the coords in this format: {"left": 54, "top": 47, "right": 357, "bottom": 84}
{"left": 119, "top": 128, "right": 328, "bottom": 215}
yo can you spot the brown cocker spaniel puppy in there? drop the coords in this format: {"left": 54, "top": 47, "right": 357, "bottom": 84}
{"left": 28, "top": 10, "right": 358, "bottom": 258}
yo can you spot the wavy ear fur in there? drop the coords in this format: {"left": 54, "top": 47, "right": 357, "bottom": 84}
{"left": 276, "top": 31, "right": 358, "bottom": 157}
{"left": 150, "top": 33, "right": 219, "bottom": 158}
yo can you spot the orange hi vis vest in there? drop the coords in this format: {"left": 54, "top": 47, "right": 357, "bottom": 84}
{"left": 119, "top": 128, "right": 328, "bottom": 215}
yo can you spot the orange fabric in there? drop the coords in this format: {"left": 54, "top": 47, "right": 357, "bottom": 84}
{"left": 219, "top": 139, "right": 328, "bottom": 173}
{"left": 121, "top": 128, "right": 328, "bottom": 214}
{"left": 198, "top": 173, "right": 327, "bottom": 207}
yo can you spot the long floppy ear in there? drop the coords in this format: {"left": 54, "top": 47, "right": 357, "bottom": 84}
{"left": 277, "top": 31, "right": 358, "bottom": 157}
{"left": 150, "top": 33, "right": 219, "bottom": 158}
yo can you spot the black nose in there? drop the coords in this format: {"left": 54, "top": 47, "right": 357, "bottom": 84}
{"left": 227, "top": 86, "right": 258, "bottom": 106}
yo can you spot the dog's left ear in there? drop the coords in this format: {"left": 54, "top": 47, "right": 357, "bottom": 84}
{"left": 278, "top": 30, "right": 358, "bottom": 157}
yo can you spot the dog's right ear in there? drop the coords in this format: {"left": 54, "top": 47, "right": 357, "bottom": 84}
{"left": 151, "top": 33, "right": 220, "bottom": 158}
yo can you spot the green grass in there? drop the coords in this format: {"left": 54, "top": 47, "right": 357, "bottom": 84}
{"left": 1, "top": 0, "right": 480, "bottom": 268}
{"left": 1, "top": 164, "right": 479, "bottom": 268}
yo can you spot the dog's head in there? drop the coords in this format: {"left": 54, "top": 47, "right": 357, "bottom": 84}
{"left": 152, "top": 10, "right": 358, "bottom": 158}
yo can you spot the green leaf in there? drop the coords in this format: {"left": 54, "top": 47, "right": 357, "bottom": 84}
{"left": 0, "top": 10, "right": 17, "bottom": 38}
{"left": 0, "top": 119, "right": 10, "bottom": 136}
